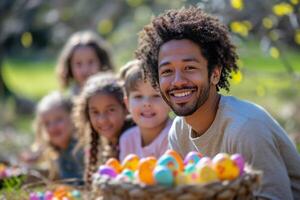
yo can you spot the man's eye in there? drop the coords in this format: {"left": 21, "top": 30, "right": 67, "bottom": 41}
{"left": 133, "top": 95, "right": 142, "bottom": 99}
{"left": 160, "top": 69, "right": 172, "bottom": 76}
{"left": 185, "top": 65, "right": 196, "bottom": 71}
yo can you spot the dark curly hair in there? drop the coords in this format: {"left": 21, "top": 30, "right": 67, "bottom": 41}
{"left": 135, "top": 6, "right": 239, "bottom": 91}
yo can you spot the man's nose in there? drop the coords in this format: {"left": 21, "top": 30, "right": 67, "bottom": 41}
{"left": 173, "top": 70, "right": 188, "bottom": 87}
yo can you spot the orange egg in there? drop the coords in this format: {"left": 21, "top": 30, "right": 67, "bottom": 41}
{"left": 122, "top": 154, "right": 140, "bottom": 171}
{"left": 105, "top": 158, "right": 122, "bottom": 173}
{"left": 165, "top": 149, "right": 184, "bottom": 172}
{"left": 137, "top": 157, "right": 157, "bottom": 185}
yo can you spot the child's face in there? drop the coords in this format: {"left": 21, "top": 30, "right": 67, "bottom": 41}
{"left": 70, "top": 46, "right": 101, "bottom": 87}
{"left": 41, "top": 106, "right": 73, "bottom": 149}
{"left": 125, "top": 81, "right": 170, "bottom": 129}
{"left": 88, "top": 93, "right": 127, "bottom": 140}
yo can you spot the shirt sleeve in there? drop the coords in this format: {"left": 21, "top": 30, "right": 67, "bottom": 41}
{"left": 119, "top": 132, "right": 129, "bottom": 162}
{"left": 233, "top": 119, "right": 294, "bottom": 200}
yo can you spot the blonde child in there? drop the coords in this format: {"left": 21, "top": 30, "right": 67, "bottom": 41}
{"left": 31, "top": 91, "right": 84, "bottom": 180}
{"left": 73, "top": 72, "right": 134, "bottom": 185}
{"left": 119, "top": 60, "right": 172, "bottom": 161}
{"left": 56, "top": 30, "right": 114, "bottom": 97}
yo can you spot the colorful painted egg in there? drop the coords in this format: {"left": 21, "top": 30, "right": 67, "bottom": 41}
{"left": 153, "top": 165, "right": 174, "bottom": 186}
{"left": 184, "top": 151, "right": 202, "bottom": 165}
{"left": 196, "top": 156, "right": 212, "bottom": 166}
{"left": 122, "top": 169, "right": 135, "bottom": 181}
{"left": 175, "top": 171, "right": 188, "bottom": 185}
{"left": 29, "top": 193, "right": 39, "bottom": 200}
{"left": 44, "top": 191, "right": 53, "bottom": 200}
{"left": 157, "top": 154, "right": 179, "bottom": 176}
{"left": 165, "top": 150, "right": 184, "bottom": 171}
{"left": 212, "top": 153, "right": 240, "bottom": 180}
{"left": 122, "top": 154, "right": 140, "bottom": 171}
{"left": 197, "top": 163, "right": 219, "bottom": 184}
{"left": 231, "top": 154, "right": 245, "bottom": 175}
{"left": 98, "top": 165, "right": 117, "bottom": 178}
{"left": 115, "top": 173, "right": 131, "bottom": 182}
{"left": 137, "top": 157, "right": 157, "bottom": 185}
{"left": 105, "top": 158, "right": 122, "bottom": 173}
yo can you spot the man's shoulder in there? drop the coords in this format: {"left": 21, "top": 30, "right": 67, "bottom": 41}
{"left": 222, "top": 95, "right": 272, "bottom": 122}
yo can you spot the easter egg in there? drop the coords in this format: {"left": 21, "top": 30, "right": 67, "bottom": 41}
{"left": 98, "top": 165, "right": 117, "bottom": 178}
{"left": 105, "top": 158, "right": 122, "bottom": 173}
{"left": 153, "top": 165, "right": 174, "bottom": 186}
{"left": 165, "top": 150, "right": 184, "bottom": 171}
{"left": 184, "top": 151, "right": 202, "bottom": 165}
{"left": 122, "top": 154, "right": 140, "bottom": 171}
{"left": 157, "top": 154, "right": 179, "bottom": 176}
{"left": 116, "top": 173, "right": 131, "bottom": 182}
{"left": 175, "top": 172, "right": 188, "bottom": 185}
{"left": 197, "top": 163, "right": 219, "bottom": 184}
{"left": 212, "top": 153, "right": 240, "bottom": 180}
{"left": 197, "top": 156, "right": 212, "bottom": 166}
{"left": 71, "top": 190, "right": 81, "bottom": 199}
{"left": 44, "top": 191, "right": 53, "bottom": 200}
{"left": 231, "top": 154, "right": 245, "bottom": 175}
{"left": 184, "top": 163, "right": 198, "bottom": 184}
{"left": 122, "top": 169, "right": 135, "bottom": 181}
{"left": 137, "top": 157, "right": 157, "bottom": 185}
{"left": 29, "top": 193, "right": 39, "bottom": 200}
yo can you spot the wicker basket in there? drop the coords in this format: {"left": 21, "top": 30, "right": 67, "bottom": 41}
{"left": 92, "top": 170, "right": 261, "bottom": 200}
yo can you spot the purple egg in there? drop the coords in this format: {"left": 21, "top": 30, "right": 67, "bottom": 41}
{"left": 98, "top": 165, "right": 117, "bottom": 178}
{"left": 29, "top": 193, "right": 39, "bottom": 200}
{"left": 184, "top": 151, "right": 202, "bottom": 165}
{"left": 231, "top": 154, "right": 245, "bottom": 175}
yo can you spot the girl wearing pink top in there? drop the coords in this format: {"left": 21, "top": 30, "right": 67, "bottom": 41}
{"left": 119, "top": 60, "right": 172, "bottom": 161}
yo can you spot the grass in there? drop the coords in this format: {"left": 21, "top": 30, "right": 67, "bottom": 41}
{"left": 2, "top": 59, "right": 58, "bottom": 100}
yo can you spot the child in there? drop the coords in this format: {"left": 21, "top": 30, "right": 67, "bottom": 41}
{"left": 31, "top": 91, "right": 84, "bottom": 181}
{"left": 119, "top": 60, "right": 172, "bottom": 161}
{"left": 56, "top": 30, "right": 114, "bottom": 97}
{"left": 73, "top": 72, "right": 134, "bottom": 185}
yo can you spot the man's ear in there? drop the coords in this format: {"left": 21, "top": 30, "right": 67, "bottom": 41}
{"left": 210, "top": 66, "right": 222, "bottom": 85}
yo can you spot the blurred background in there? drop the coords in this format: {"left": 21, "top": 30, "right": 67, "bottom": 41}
{"left": 0, "top": 0, "right": 299, "bottom": 163}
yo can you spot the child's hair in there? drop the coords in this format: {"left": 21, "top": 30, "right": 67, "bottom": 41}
{"left": 56, "top": 30, "right": 114, "bottom": 89}
{"left": 33, "top": 91, "right": 73, "bottom": 178}
{"left": 73, "top": 72, "right": 126, "bottom": 185}
{"left": 119, "top": 59, "right": 145, "bottom": 96}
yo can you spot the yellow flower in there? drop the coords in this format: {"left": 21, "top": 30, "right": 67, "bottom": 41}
{"left": 230, "top": 0, "right": 244, "bottom": 11}
{"left": 269, "top": 47, "right": 280, "bottom": 59}
{"left": 273, "top": 3, "right": 293, "bottom": 16}
{"left": 290, "top": 0, "right": 299, "bottom": 5}
{"left": 263, "top": 17, "right": 273, "bottom": 29}
{"left": 21, "top": 32, "right": 32, "bottom": 48}
{"left": 294, "top": 29, "right": 300, "bottom": 45}
{"left": 97, "top": 19, "right": 113, "bottom": 35}
{"left": 231, "top": 70, "right": 243, "bottom": 85}
{"left": 230, "top": 21, "right": 249, "bottom": 37}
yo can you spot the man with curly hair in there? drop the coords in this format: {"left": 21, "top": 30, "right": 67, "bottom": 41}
{"left": 136, "top": 6, "right": 300, "bottom": 200}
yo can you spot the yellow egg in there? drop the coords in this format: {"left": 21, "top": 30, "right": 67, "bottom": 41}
{"left": 175, "top": 171, "right": 188, "bottom": 185}
{"left": 137, "top": 157, "right": 157, "bottom": 185}
{"left": 197, "top": 164, "right": 219, "bottom": 184}
{"left": 212, "top": 153, "right": 240, "bottom": 180}
{"left": 122, "top": 154, "right": 140, "bottom": 171}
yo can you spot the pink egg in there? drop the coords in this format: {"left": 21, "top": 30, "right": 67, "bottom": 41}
{"left": 231, "top": 154, "right": 245, "bottom": 175}
{"left": 98, "top": 165, "right": 117, "bottom": 178}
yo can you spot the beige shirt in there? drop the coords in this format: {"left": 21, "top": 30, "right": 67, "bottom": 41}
{"left": 169, "top": 95, "right": 300, "bottom": 200}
